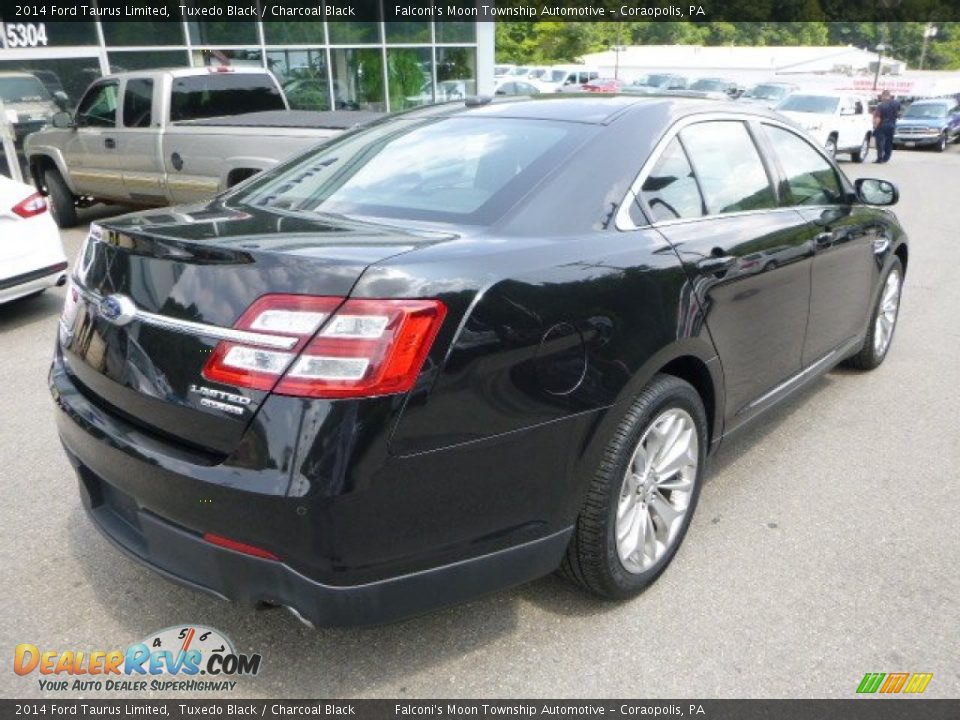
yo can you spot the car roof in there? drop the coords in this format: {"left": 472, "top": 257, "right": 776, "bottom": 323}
{"left": 398, "top": 94, "right": 776, "bottom": 126}
{"left": 0, "top": 72, "right": 42, "bottom": 79}
{"left": 99, "top": 67, "right": 273, "bottom": 82}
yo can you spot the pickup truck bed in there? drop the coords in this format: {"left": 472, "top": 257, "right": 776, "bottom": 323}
{"left": 175, "top": 110, "right": 384, "bottom": 129}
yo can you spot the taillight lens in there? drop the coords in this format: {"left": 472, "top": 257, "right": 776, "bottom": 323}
{"left": 202, "top": 295, "right": 446, "bottom": 399}
{"left": 12, "top": 192, "right": 48, "bottom": 218}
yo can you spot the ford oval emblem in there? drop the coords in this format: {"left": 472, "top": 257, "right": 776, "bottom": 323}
{"left": 98, "top": 294, "right": 137, "bottom": 327}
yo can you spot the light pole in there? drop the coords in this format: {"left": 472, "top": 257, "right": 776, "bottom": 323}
{"left": 873, "top": 43, "right": 886, "bottom": 92}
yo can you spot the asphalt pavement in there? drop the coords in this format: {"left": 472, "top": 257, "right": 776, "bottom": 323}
{"left": 2, "top": 143, "right": 958, "bottom": 699}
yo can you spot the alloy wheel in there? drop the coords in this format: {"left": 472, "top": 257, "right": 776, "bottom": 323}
{"left": 873, "top": 268, "right": 901, "bottom": 357}
{"left": 616, "top": 408, "right": 699, "bottom": 574}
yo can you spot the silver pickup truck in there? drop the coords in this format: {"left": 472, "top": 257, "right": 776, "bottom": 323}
{"left": 24, "top": 67, "right": 381, "bottom": 227}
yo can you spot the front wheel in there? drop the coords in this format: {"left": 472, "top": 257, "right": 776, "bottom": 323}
{"left": 935, "top": 133, "right": 947, "bottom": 152}
{"left": 851, "top": 134, "right": 870, "bottom": 163}
{"left": 844, "top": 258, "right": 903, "bottom": 371}
{"left": 43, "top": 168, "right": 78, "bottom": 229}
{"left": 560, "top": 374, "right": 708, "bottom": 599}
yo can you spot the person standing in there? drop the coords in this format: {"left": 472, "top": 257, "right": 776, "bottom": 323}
{"left": 873, "top": 90, "right": 901, "bottom": 163}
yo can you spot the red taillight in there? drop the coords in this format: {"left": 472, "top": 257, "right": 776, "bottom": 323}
{"left": 11, "top": 192, "right": 48, "bottom": 218}
{"left": 203, "top": 533, "right": 279, "bottom": 560}
{"left": 202, "top": 294, "right": 447, "bottom": 399}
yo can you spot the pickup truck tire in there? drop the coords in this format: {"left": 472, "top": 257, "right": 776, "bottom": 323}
{"left": 851, "top": 134, "right": 870, "bottom": 163}
{"left": 824, "top": 135, "right": 838, "bottom": 159}
{"left": 935, "top": 133, "right": 947, "bottom": 153}
{"left": 44, "top": 169, "right": 78, "bottom": 229}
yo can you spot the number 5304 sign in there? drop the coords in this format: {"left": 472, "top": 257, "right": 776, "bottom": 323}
{"left": 2, "top": 22, "right": 50, "bottom": 48}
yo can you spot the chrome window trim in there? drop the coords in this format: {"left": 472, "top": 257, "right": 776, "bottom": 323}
{"left": 73, "top": 283, "right": 299, "bottom": 351}
{"left": 615, "top": 112, "right": 832, "bottom": 232}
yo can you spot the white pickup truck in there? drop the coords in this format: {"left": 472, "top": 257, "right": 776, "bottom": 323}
{"left": 775, "top": 91, "right": 874, "bottom": 162}
{"left": 24, "top": 67, "right": 381, "bottom": 227}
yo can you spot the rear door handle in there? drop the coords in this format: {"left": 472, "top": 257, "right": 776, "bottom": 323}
{"left": 104, "top": 137, "right": 116, "bottom": 149}
{"left": 697, "top": 255, "right": 736, "bottom": 274}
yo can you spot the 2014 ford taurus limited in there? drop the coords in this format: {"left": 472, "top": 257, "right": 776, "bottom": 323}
{"left": 51, "top": 97, "right": 908, "bottom": 626}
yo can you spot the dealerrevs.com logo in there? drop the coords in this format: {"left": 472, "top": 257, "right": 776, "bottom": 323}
{"left": 14, "top": 625, "right": 262, "bottom": 693}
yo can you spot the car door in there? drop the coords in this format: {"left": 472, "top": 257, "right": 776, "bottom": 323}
{"left": 638, "top": 119, "right": 814, "bottom": 426}
{"left": 117, "top": 77, "right": 166, "bottom": 205}
{"left": 758, "top": 122, "right": 878, "bottom": 366}
{"left": 68, "top": 80, "right": 124, "bottom": 200}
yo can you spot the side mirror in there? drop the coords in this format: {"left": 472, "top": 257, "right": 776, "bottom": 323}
{"left": 51, "top": 111, "right": 75, "bottom": 129}
{"left": 856, "top": 178, "right": 898, "bottom": 206}
{"left": 52, "top": 91, "right": 69, "bottom": 111}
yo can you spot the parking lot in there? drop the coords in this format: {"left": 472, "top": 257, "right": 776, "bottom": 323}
{"left": 2, "top": 144, "right": 958, "bottom": 699}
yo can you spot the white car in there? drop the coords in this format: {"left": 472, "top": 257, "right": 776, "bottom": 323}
{"left": 775, "top": 92, "right": 874, "bottom": 162}
{"left": 0, "top": 173, "right": 67, "bottom": 305}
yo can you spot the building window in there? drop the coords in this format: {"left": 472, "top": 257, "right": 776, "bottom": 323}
{"left": 187, "top": 21, "right": 258, "bottom": 46}
{"left": 101, "top": 19, "right": 184, "bottom": 47}
{"left": 266, "top": 49, "right": 331, "bottom": 111}
{"left": 330, "top": 48, "right": 385, "bottom": 111}
{"left": 108, "top": 50, "right": 190, "bottom": 74}
{"left": 263, "top": 22, "right": 326, "bottom": 45}
{"left": 192, "top": 49, "right": 264, "bottom": 68}
{"left": 385, "top": 22, "right": 431, "bottom": 44}
{"left": 387, "top": 48, "right": 432, "bottom": 110}
{"left": 436, "top": 47, "right": 476, "bottom": 98}
{"left": 0, "top": 58, "right": 100, "bottom": 105}
{"left": 435, "top": 17, "right": 476, "bottom": 43}
{"left": 327, "top": 3, "right": 381, "bottom": 45}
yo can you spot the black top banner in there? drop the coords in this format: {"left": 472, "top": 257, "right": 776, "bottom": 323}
{"left": 3, "top": 700, "right": 960, "bottom": 720}
{"left": 0, "top": 0, "right": 958, "bottom": 23}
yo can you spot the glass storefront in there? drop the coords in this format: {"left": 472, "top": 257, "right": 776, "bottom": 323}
{"left": 1, "top": 19, "right": 487, "bottom": 113}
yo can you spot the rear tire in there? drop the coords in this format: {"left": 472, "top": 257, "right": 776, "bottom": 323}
{"left": 851, "top": 134, "right": 870, "bottom": 163}
{"left": 559, "top": 374, "right": 708, "bottom": 599}
{"left": 844, "top": 258, "right": 903, "bottom": 371}
{"left": 43, "top": 169, "right": 78, "bottom": 229}
{"left": 824, "top": 135, "right": 838, "bottom": 159}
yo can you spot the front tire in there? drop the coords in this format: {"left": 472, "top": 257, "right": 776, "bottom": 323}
{"left": 43, "top": 169, "right": 78, "bottom": 229}
{"left": 935, "top": 133, "right": 947, "bottom": 153}
{"left": 560, "top": 374, "right": 708, "bottom": 599}
{"left": 844, "top": 258, "right": 903, "bottom": 371}
{"left": 852, "top": 134, "right": 870, "bottom": 163}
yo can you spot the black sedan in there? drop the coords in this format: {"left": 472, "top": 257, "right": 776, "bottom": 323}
{"left": 51, "top": 96, "right": 908, "bottom": 626}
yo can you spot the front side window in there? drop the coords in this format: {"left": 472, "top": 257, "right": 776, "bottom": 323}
{"left": 679, "top": 121, "right": 776, "bottom": 215}
{"left": 763, "top": 125, "right": 843, "bottom": 207}
{"left": 122, "top": 78, "right": 153, "bottom": 128}
{"left": 232, "top": 117, "right": 586, "bottom": 225}
{"left": 76, "top": 82, "right": 119, "bottom": 128}
{"left": 640, "top": 137, "right": 704, "bottom": 222}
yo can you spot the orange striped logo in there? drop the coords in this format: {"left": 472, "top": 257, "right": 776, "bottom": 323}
{"left": 857, "top": 672, "right": 933, "bottom": 694}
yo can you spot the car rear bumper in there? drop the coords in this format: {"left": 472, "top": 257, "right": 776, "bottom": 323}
{"left": 0, "top": 261, "right": 67, "bottom": 304}
{"left": 50, "top": 353, "right": 575, "bottom": 626}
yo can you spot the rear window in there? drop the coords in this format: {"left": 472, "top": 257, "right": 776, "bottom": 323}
{"left": 0, "top": 76, "right": 50, "bottom": 103}
{"left": 232, "top": 117, "right": 585, "bottom": 225}
{"left": 170, "top": 73, "right": 284, "bottom": 122}
{"left": 777, "top": 95, "right": 839, "bottom": 114}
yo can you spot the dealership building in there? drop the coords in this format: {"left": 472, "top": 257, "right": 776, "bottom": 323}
{"left": 0, "top": 13, "right": 495, "bottom": 112}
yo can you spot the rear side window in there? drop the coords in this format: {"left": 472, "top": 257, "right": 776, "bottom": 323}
{"left": 123, "top": 79, "right": 153, "bottom": 128}
{"left": 640, "top": 137, "right": 704, "bottom": 222}
{"left": 763, "top": 124, "right": 842, "bottom": 206}
{"left": 679, "top": 121, "right": 776, "bottom": 215}
{"left": 170, "top": 73, "right": 285, "bottom": 122}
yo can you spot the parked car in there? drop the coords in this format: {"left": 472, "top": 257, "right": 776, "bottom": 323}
{"left": 25, "top": 67, "right": 380, "bottom": 228}
{"left": 739, "top": 82, "right": 799, "bottom": 109}
{"left": 551, "top": 66, "right": 601, "bottom": 93}
{"left": 893, "top": 98, "right": 960, "bottom": 152}
{"left": 689, "top": 77, "right": 741, "bottom": 98}
{"left": 629, "top": 73, "right": 688, "bottom": 93}
{"left": 0, "top": 172, "right": 67, "bottom": 305}
{"left": 494, "top": 79, "right": 540, "bottom": 96}
{"left": 50, "top": 96, "right": 908, "bottom": 627}
{"left": 776, "top": 92, "right": 873, "bottom": 161}
{"left": 493, "top": 64, "right": 515, "bottom": 79}
{"left": 0, "top": 72, "right": 65, "bottom": 143}
{"left": 582, "top": 78, "right": 628, "bottom": 94}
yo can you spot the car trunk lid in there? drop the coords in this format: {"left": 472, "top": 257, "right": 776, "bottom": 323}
{"left": 58, "top": 203, "right": 447, "bottom": 455}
